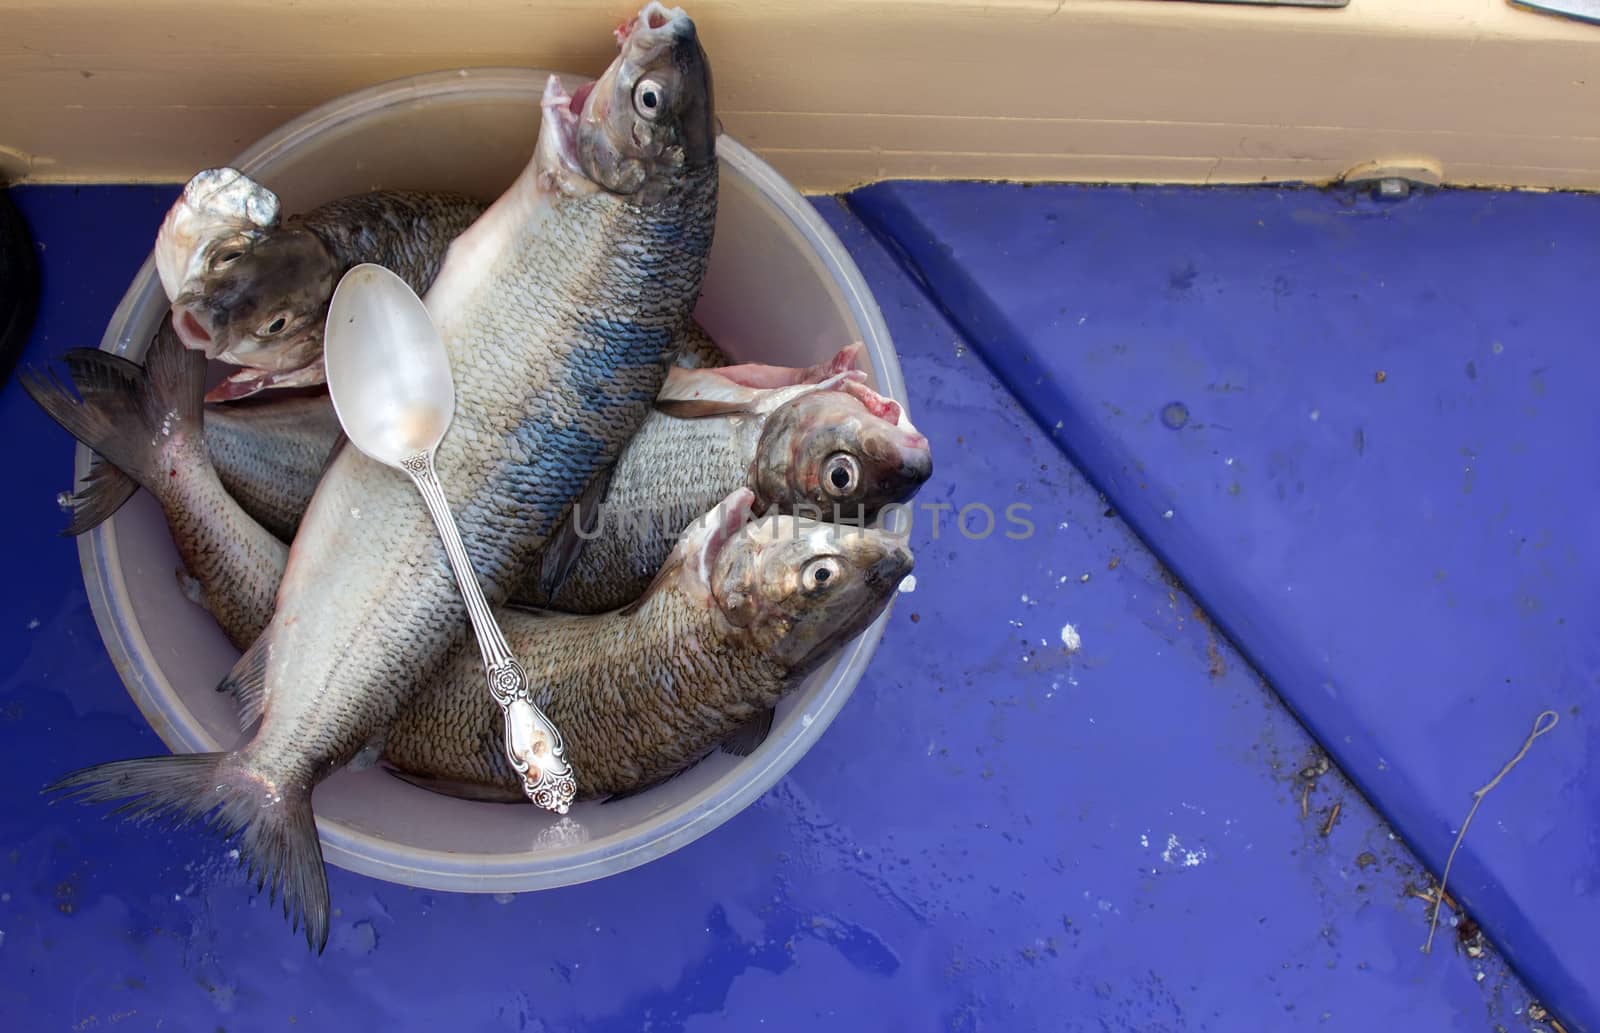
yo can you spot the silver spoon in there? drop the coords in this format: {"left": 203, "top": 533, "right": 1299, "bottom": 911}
{"left": 322, "top": 263, "right": 577, "bottom": 815}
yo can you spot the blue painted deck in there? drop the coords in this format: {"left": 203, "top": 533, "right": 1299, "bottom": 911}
{"left": 0, "top": 182, "right": 1585, "bottom": 1032}
{"left": 847, "top": 181, "right": 1599, "bottom": 1031}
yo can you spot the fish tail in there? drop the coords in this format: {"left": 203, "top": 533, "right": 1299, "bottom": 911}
{"left": 45, "top": 751, "right": 331, "bottom": 952}
{"left": 60, "top": 456, "right": 139, "bottom": 537}
{"left": 21, "top": 326, "right": 206, "bottom": 533}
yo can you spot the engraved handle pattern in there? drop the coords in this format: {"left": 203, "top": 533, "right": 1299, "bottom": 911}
{"left": 402, "top": 451, "right": 577, "bottom": 814}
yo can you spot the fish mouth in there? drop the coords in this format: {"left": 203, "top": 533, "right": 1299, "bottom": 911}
{"left": 615, "top": 2, "right": 680, "bottom": 47}
{"left": 537, "top": 4, "right": 707, "bottom": 194}
{"left": 865, "top": 541, "right": 916, "bottom": 592}
{"left": 170, "top": 305, "right": 219, "bottom": 357}
{"left": 568, "top": 81, "right": 596, "bottom": 117}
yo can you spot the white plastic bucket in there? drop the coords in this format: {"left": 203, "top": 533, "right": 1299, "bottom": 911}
{"left": 75, "top": 68, "right": 907, "bottom": 893}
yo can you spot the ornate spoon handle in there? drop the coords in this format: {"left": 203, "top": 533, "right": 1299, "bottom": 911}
{"left": 402, "top": 450, "right": 577, "bottom": 814}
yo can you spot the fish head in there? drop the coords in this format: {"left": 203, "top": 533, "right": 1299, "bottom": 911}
{"left": 538, "top": 3, "right": 718, "bottom": 201}
{"left": 710, "top": 511, "right": 915, "bottom": 673}
{"left": 156, "top": 167, "right": 281, "bottom": 304}
{"left": 753, "top": 375, "right": 933, "bottom": 523}
{"left": 167, "top": 226, "right": 336, "bottom": 375}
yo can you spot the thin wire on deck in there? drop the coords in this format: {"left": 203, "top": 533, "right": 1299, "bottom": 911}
{"left": 1422, "top": 709, "right": 1561, "bottom": 954}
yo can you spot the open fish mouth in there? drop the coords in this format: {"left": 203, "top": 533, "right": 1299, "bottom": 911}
{"left": 615, "top": 1, "right": 676, "bottom": 43}
{"left": 170, "top": 304, "right": 219, "bottom": 356}
{"left": 568, "top": 81, "right": 596, "bottom": 119}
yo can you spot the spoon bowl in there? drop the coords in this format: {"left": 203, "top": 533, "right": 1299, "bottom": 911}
{"left": 324, "top": 264, "right": 455, "bottom": 465}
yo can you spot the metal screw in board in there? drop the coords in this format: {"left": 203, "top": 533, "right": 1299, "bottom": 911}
{"left": 1337, "top": 159, "right": 1443, "bottom": 203}
{"left": 1375, "top": 177, "right": 1411, "bottom": 201}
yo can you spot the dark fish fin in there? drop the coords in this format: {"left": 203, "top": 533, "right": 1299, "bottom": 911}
{"left": 60, "top": 455, "right": 140, "bottom": 536}
{"left": 20, "top": 327, "right": 204, "bottom": 492}
{"left": 52, "top": 348, "right": 153, "bottom": 534}
{"left": 720, "top": 708, "right": 776, "bottom": 758}
{"left": 539, "top": 465, "right": 615, "bottom": 601}
{"left": 60, "top": 347, "right": 146, "bottom": 398}
{"left": 100, "top": 325, "right": 203, "bottom": 426}
{"left": 45, "top": 752, "right": 330, "bottom": 953}
{"left": 217, "top": 633, "right": 272, "bottom": 730}
{"left": 20, "top": 357, "right": 157, "bottom": 484}
{"left": 384, "top": 766, "right": 528, "bottom": 804}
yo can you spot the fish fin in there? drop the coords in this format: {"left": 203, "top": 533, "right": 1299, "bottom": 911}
{"left": 60, "top": 455, "right": 140, "bottom": 536}
{"left": 538, "top": 465, "right": 614, "bottom": 601}
{"left": 653, "top": 397, "right": 756, "bottom": 418}
{"left": 128, "top": 325, "right": 205, "bottom": 425}
{"left": 20, "top": 358, "right": 156, "bottom": 484}
{"left": 654, "top": 366, "right": 764, "bottom": 416}
{"left": 20, "top": 326, "right": 204, "bottom": 491}
{"left": 719, "top": 708, "right": 776, "bottom": 758}
{"left": 676, "top": 343, "right": 867, "bottom": 390}
{"left": 217, "top": 633, "right": 272, "bottom": 730}
{"left": 60, "top": 347, "right": 146, "bottom": 396}
{"left": 384, "top": 766, "right": 529, "bottom": 804}
{"left": 45, "top": 751, "right": 330, "bottom": 953}
{"left": 654, "top": 363, "right": 871, "bottom": 421}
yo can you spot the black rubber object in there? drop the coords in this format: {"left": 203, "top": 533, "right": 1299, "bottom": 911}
{"left": 0, "top": 189, "right": 41, "bottom": 389}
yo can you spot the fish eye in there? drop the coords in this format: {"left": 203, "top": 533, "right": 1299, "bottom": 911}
{"left": 802, "top": 557, "right": 841, "bottom": 593}
{"left": 633, "top": 77, "right": 667, "bottom": 120}
{"left": 821, "top": 453, "right": 861, "bottom": 498}
{"left": 210, "top": 239, "right": 248, "bottom": 270}
{"left": 257, "top": 313, "right": 291, "bottom": 337}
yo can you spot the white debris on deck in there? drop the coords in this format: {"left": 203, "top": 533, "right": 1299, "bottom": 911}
{"left": 1161, "top": 833, "right": 1208, "bottom": 868}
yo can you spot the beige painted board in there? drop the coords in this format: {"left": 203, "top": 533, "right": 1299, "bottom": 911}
{"left": 4, "top": 0, "right": 1600, "bottom": 190}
